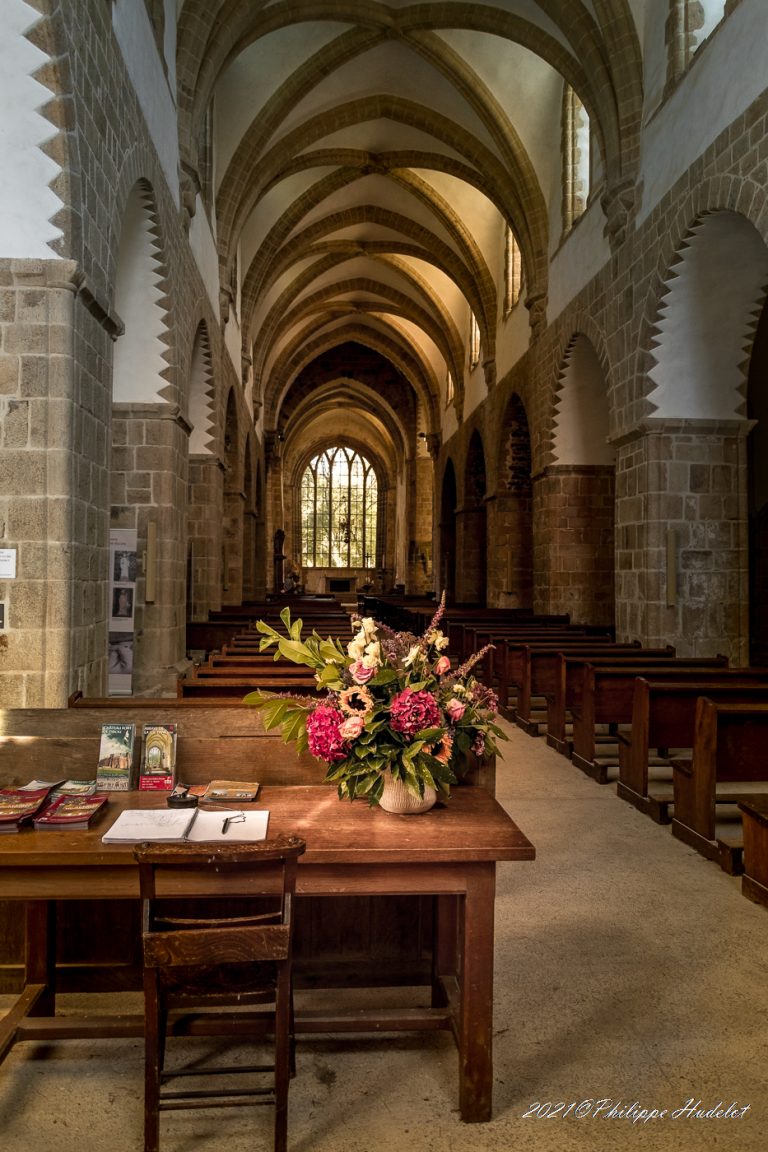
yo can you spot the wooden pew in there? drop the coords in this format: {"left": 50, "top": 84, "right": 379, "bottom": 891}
{"left": 463, "top": 626, "right": 594, "bottom": 692}
{"left": 495, "top": 634, "right": 621, "bottom": 718}
{"left": 671, "top": 698, "right": 768, "bottom": 873}
{"left": 545, "top": 649, "right": 684, "bottom": 755}
{"left": 739, "top": 795, "right": 768, "bottom": 908}
{"left": 513, "top": 640, "right": 640, "bottom": 733}
{"left": 177, "top": 668, "right": 319, "bottom": 698}
{"left": 552, "top": 654, "right": 727, "bottom": 769}
{"left": 0, "top": 702, "right": 494, "bottom": 995}
{"left": 617, "top": 677, "right": 768, "bottom": 822}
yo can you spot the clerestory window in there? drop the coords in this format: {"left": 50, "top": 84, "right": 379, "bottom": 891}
{"left": 300, "top": 446, "right": 378, "bottom": 568}
{"left": 561, "top": 85, "right": 590, "bottom": 236}
{"left": 504, "top": 226, "right": 523, "bottom": 316}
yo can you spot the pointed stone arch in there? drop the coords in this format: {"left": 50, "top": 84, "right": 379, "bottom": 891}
{"left": 112, "top": 180, "right": 172, "bottom": 404}
{"left": 553, "top": 334, "right": 614, "bottom": 466}
{"left": 647, "top": 211, "right": 768, "bottom": 421}
{"left": 187, "top": 321, "right": 215, "bottom": 454}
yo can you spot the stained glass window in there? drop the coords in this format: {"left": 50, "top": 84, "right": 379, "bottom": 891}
{"left": 300, "top": 447, "right": 378, "bottom": 567}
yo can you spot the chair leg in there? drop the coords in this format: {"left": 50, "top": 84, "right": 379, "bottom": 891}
{"left": 143, "top": 974, "right": 162, "bottom": 1152}
{"left": 273, "top": 972, "right": 292, "bottom": 1152}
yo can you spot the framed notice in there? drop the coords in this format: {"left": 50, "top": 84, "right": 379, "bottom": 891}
{"left": 108, "top": 529, "right": 137, "bottom": 696}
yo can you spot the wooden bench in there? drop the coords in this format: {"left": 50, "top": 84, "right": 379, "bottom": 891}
{"left": 494, "top": 633, "right": 622, "bottom": 718}
{"left": 463, "top": 626, "right": 595, "bottom": 693}
{"left": 0, "top": 702, "right": 494, "bottom": 995}
{"left": 617, "top": 677, "right": 768, "bottom": 822}
{"left": 513, "top": 640, "right": 641, "bottom": 733}
{"left": 548, "top": 654, "right": 731, "bottom": 762}
{"left": 671, "top": 698, "right": 768, "bottom": 874}
{"left": 738, "top": 795, "right": 768, "bottom": 908}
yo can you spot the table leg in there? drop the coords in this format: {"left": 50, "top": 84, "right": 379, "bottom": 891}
{"left": 25, "top": 900, "right": 57, "bottom": 1017}
{"left": 458, "top": 864, "right": 496, "bottom": 1122}
{"left": 432, "top": 895, "right": 458, "bottom": 1007}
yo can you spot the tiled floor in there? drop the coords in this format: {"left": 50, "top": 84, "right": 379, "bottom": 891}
{"left": 1, "top": 719, "right": 766, "bottom": 1151}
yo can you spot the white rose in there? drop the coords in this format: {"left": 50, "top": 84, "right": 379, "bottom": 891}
{"left": 348, "top": 633, "right": 366, "bottom": 660}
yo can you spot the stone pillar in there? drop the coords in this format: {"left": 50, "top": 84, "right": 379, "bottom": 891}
{"left": 613, "top": 420, "right": 749, "bottom": 663}
{"left": 455, "top": 501, "right": 487, "bottom": 604}
{"left": 187, "top": 454, "right": 224, "bottom": 620}
{"left": 0, "top": 259, "right": 115, "bottom": 706}
{"left": 533, "top": 465, "right": 615, "bottom": 626}
{"left": 222, "top": 490, "right": 245, "bottom": 605}
{"left": 487, "top": 490, "right": 533, "bottom": 609}
{"left": 111, "top": 403, "right": 190, "bottom": 693}
{"left": 405, "top": 451, "right": 434, "bottom": 594}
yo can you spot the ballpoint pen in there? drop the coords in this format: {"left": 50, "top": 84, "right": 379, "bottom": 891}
{"left": 221, "top": 813, "right": 245, "bottom": 835}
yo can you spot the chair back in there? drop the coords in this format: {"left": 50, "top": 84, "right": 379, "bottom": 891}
{"left": 134, "top": 835, "right": 306, "bottom": 971}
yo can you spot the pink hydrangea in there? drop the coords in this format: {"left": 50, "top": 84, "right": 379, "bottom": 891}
{"left": 306, "top": 704, "right": 348, "bottom": 762}
{"left": 389, "top": 688, "right": 440, "bottom": 737}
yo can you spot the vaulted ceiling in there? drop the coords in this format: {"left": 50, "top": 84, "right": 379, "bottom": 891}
{"left": 176, "top": 1, "right": 644, "bottom": 444}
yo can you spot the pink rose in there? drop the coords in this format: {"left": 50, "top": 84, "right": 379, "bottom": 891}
{"left": 350, "top": 660, "right": 375, "bottom": 683}
{"left": 339, "top": 714, "right": 365, "bottom": 740}
{"left": 434, "top": 655, "right": 451, "bottom": 676}
{"left": 446, "top": 698, "right": 466, "bottom": 722}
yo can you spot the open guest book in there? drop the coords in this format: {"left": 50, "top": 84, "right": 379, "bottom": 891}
{"left": 102, "top": 806, "right": 270, "bottom": 843}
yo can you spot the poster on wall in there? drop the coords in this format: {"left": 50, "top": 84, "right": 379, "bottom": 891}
{"left": 109, "top": 528, "right": 137, "bottom": 696}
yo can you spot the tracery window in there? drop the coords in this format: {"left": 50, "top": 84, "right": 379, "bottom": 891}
{"left": 300, "top": 446, "right": 378, "bottom": 568}
{"left": 469, "top": 312, "right": 481, "bottom": 368}
{"left": 561, "top": 85, "right": 590, "bottom": 235}
{"left": 504, "top": 226, "right": 523, "bottom": 316}
{"left": 666, "top": 1, "right": 729, "bottom": 88}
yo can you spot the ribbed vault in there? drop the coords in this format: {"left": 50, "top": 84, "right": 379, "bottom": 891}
{"left": 175, "top": 0, "right": 643, "bottom": 447}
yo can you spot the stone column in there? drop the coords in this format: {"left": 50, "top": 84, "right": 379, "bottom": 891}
{"left": 455, "top": 501, "right": 487, "bottom": 604}
{"left": 187, "top": 454, "right": 224, "bottom": 619}
{"left": 405, "top": 451, "right": 434, "bottom": 594}
{"left": 487, "top": 489, "right": 534, "bottom": 609}
{"left": 613, "top": 419, "right": 749, "bottom": 663}
{"left": 533, "top": 465, "right": 615, "bottom": 626}
{"left": 111, "top": 403, "right": 190, "bottom": 693}
{"left": 222, "top": 490, "right": 245, "bottom": 606}
{"left": 0, "top": 260, "right": 115, "bottom": 705}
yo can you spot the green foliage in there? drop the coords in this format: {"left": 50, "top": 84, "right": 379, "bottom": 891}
{"left": 246, "top": 599, "right": 505, "bottom": 807}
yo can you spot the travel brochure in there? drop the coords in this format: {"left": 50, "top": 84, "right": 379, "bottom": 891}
{"left": 2, "top": 720, "right": 266, "bottom": 840}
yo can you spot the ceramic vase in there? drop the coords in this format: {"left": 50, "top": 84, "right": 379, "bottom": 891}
{"left": 378, "top": 770, "right": 437, "bottom": 814}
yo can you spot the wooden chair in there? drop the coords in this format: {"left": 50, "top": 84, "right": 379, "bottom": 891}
{"left": 134, "top": 835, "right": 306, "bottom": 1152}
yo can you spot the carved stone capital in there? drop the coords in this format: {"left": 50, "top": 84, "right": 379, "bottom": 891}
{"left": 601, "top": 178, "right": 637, "bottom": 250}
{"left": 525, "top": 291, "right": 548, "bottom": 341}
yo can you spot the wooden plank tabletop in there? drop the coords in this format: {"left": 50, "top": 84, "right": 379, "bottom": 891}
{"left": 0, "top": 785, "right": 535, "bottom": 873}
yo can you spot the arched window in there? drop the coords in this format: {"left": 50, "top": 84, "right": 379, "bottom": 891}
{"left": 561, "top": 85, "right": 590, "bottom": 236}
{"left": 666, "top": 1, "right": 728, "bottom": 88}
{"left": 300, "top": 446, "right": 378, "bottom": 568}
{"left": 469, "top": 312, "right": 481, "bottom": 368}
{"left": 504, "top": 226, "right": 523, "bottom": 316}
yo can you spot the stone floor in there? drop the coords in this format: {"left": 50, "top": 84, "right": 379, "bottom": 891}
{"left": 1, "top": 718, "right": 767, "bottom": 1151}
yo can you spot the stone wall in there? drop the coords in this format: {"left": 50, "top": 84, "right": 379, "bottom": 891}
{"left": 440, "top": 84, "right": 768, "bottom": 661}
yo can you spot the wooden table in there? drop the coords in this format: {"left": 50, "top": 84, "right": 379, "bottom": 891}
{"left": 0, "top": 785, "right": 534, "bottom": 1123}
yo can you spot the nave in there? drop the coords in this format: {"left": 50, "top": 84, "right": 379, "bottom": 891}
{"left": 0, "top": 719, "right": 764, "bottom": 1152}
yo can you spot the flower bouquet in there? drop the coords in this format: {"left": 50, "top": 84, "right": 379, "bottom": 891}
{"left": 245, "top": 595, "right": 507, "bottom": 806}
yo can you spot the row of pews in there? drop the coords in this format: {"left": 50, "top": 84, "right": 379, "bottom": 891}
{"left": 364, "top": 596, "right": 768, "bottom": 909}
{"left": 180, "top": 597, "right": 353, "bottom": 698}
